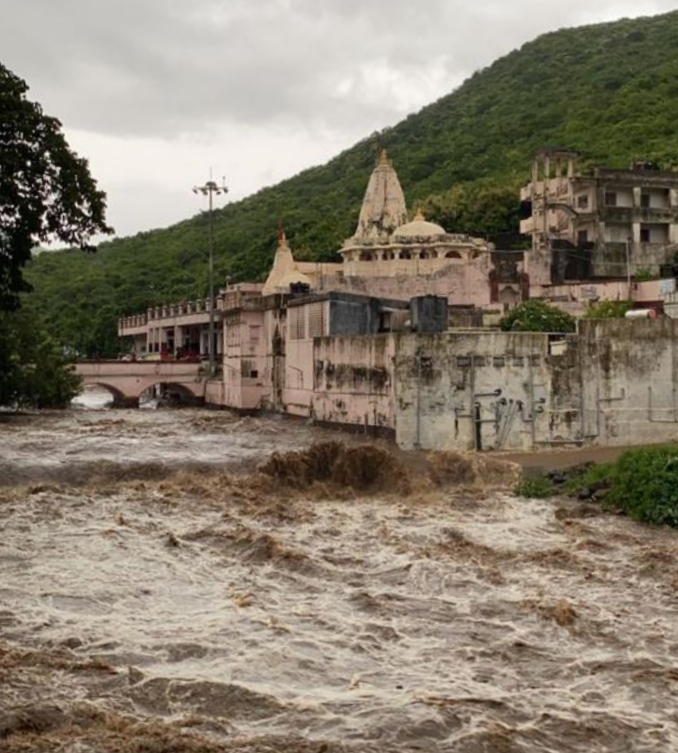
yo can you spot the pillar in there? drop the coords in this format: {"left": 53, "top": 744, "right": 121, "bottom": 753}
{"left": 174, "top": 325, "right": 184, "bottom": 355}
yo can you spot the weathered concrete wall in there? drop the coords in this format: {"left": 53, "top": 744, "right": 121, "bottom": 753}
{"left": 395, "top": 320, "right": 678, "bottom": 452}
{"left": 222, "top": 308, "right": 267, "bottom": 411}
{"left": 394, "top": 331, "right": 561, "bottom": 451}
{"left": 577, "top": 318, "right": 678, "bottom": 446}
{"left": 318, "top": 260, "right": 493, "bottom": 308}
{"left": 312, "top": 334, "right": 396, "bottom": 435}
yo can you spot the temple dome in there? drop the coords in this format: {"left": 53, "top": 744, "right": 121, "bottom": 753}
{"left": 392, "top": 210, "right": 446, "bottom": 239}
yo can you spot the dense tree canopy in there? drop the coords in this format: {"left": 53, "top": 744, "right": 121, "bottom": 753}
{"left": 0, "top": 62, "right": 112, "bottom": 311}
{"left": 0, "top": 62, "right": 111, "bottom": 407}
{"left": 22, "top": 9, "right": 678, "bottom": 356}
{"left": 0, "top": 309, "right": 81, "bottom": 408}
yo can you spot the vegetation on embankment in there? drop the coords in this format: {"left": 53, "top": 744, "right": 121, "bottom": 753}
{"left": 23, "top": 10, "right": 678, "bottom": 357}
{"left": 516, "top": 445, "right": 678, "bottom": 527}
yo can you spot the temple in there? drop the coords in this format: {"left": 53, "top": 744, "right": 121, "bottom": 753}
{"left": 259, "top": 151, "right": 516, "bottom": 309}
{"left": 117, "top": 151, "right": 678, "bottom": 427}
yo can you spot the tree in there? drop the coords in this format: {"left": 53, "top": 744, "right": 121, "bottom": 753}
{"left": 499, "top": 299, "right": 576, "bottom": 333}
{"left": 0, "top": 62, "right": 112, "bottom": 311}
{"left": 0, "top": 62, "right": 111, "bottom": 407}
{"left": 422, "top": 179, "right": 525, "bottom": 246}
{"left": 0, "top": 309, "right": 81, "bottom": 408}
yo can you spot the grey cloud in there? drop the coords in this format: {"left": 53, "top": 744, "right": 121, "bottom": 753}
{"left": 0, "top": 0, "right": 676, "bottom": 139}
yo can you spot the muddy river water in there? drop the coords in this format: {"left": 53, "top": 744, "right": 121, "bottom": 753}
{"left": 1, "top": 400, "right": 678, "bottom": 751}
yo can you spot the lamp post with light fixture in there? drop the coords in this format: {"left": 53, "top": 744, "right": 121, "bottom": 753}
{"left": 193, "top": 175, "right": 228, "bottom": 377}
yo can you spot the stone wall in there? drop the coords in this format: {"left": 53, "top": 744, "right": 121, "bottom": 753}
{"left": 394, "top": 320, "right": 678, "bottom": 451}
{"left": 312, "top": 334, "right": 396, "bottom": 436}
{"left": 306, "top": 320, "right": 678, "bottom": 453}
{"left": 577, "top": 318, "right": 678, "bottom": 446}
{"left": 394, "top": 331, "right": 559, "bottom": 451}
{"left": 318, "top": 261, "right": 493, "bottom": 308}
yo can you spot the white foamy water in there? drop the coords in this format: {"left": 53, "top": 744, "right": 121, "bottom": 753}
{"left": 1, "top": 409, "right": 678, "bottom": 751}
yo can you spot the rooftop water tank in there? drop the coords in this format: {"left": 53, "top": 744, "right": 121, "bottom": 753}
{"left": 624, "top": 308, "right": 658, "bottom": 320}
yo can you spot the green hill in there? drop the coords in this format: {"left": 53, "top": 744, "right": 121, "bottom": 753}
{"left": 24, "top": 10, "right": 678, "bottom": 356}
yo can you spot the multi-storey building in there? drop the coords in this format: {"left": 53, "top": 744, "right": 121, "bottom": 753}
{"left": 521, "top": 148, "right": 678, "bottom": 289}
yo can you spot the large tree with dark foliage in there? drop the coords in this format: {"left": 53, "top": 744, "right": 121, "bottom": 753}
{"left": 0, "top": 62, "right": 112, "bottom": 311}
{"left": 0, "top": 62, "right": 111, "bottom": 407}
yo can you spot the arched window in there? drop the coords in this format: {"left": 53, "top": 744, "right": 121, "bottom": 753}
{"left": 359, "top": 250, "right": 372, "bottom": 261}
{"left": 445, "top": 251, "right": 462, "bottom": 259}
{"left": 400, "top": 250, "right": 412, "bottom": 260}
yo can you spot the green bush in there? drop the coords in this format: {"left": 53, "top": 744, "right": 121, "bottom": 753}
{"left": 606, "top": 446, "right": 678, "bottom": 526}
{"left": 584, "top": 300, "right": 633, "bottom": 319}
{"left": 561, "top": 462, "right": 615, "bottom": 495}
{"left": 514, "top": 447, "right": 678, "bottom": 528}
{"left": 499, "top": 300, "right": 576, "bottom": 333}
{"left": 514, "top": 475, "right": 554, "bottom": 498}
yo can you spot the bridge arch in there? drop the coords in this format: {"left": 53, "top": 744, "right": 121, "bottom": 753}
{"left": 74, "top": 382, "right": 135, "bottom": 408}
{"left": 138, "top": 381, "right": 204, "bottom": 406}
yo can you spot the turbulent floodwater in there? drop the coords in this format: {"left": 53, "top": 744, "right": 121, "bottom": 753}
{"left": 1, "top": 402, "right": 678, "bottom": 752}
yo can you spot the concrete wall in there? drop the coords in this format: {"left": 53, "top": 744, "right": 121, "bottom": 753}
{"left": 395, "top": 320, "right": 678, "bottom": 452}
{"left": 317, "top": 260, "right": 493, "bottom": 308}
{"left": 222, "top": 308, "right": 268, "bottom": 410}
{"left": 394, "top": 331, "right": 557, "bottom": 451}
{"left": 577, "top": 318, "right": 678, "bottom": 446}
{"left": 312, "top": 334, "right": 396, "bottom": 435}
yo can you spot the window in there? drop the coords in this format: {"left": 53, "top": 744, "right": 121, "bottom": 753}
{"left": 250, "top": 370, "right": 258, "bottom": 379}
{"left": 577, "top": 195, "right": 589, "bottom": 209}
{"left": 307, "top": 303, "right": 325, "bottom": 338}
{"left": 577, "top": 229, "right": 588, "bottom": 245}
{"left": 289, "top": 308, "right": 306, "bottom": 340}
{"left": 605, "top": 192, "right": 617, "bottom": 207}
{"left": 640, "top": 192, "right": 650, "bottom": 208}
{"left": 640, "top": 228, "right": 650, "bottom": 243}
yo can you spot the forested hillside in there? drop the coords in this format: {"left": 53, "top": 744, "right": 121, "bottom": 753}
{"left": 25, "top": 10, "right": 678, "bottom": 356}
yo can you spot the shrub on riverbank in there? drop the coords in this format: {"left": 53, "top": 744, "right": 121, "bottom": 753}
{"left": 515, "top": 445, "right": 678, "bottom": 528}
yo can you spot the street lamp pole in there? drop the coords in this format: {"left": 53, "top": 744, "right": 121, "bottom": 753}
{"left": 193, "top": 174, "right": 228, "bottom": 377}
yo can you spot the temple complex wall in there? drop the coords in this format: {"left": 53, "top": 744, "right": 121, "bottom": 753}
{"left": 318, "top": 263, "right": 493, "bottom": 307}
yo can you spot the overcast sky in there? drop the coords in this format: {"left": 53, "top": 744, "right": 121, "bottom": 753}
{"left": 0, "top": 0, "right": 675, "bottom": 240}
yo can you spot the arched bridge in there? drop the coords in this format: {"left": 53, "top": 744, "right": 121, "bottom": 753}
{"left": 75, "top": 361, "right": 206, "bottom": 407}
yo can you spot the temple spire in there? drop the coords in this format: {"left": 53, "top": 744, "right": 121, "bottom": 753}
{"left": 352, "top": 151, "right": 408, "bottom": 242}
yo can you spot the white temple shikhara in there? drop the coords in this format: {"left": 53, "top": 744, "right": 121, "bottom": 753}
{"left": 263, "top": 150, "right": 494, "bottom": 293}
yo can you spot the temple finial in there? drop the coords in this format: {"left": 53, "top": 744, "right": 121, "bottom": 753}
{"left": 277, "top": 220, "right": 288, "bottom": 246}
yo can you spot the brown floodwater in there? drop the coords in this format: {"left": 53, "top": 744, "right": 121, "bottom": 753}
{"left": 1, "top": 401, "right": 678, "bottom": 752}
